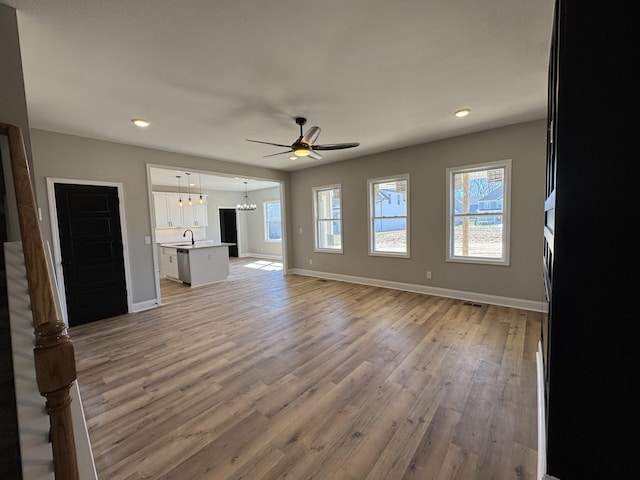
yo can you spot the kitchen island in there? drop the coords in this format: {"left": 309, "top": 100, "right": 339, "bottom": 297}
{"left": 160, "top": 241, "right": 235, "bottom": 287}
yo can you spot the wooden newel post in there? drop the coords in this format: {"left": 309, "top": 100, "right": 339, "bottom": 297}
{"left": 34, "top": 321, "right": 79, "bottom": 479}
{"left": 2, "top": 122, "right": 80, "bottom": 479}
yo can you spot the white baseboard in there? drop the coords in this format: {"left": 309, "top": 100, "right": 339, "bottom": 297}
{"left": 240, "top": 252, "right": 283, "bottom": 261}
{"left": 132, "top": 299, "right": 158, "bottom": 312}
{"left": 291, "top": 268, "right": 546, "bottom": 312}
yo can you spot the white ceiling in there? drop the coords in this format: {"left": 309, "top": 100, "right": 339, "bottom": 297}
{"left": 6, "top": 0, "right": 555, "bottom": 173}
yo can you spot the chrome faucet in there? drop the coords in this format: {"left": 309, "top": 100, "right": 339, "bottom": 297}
{"left": 183, "top": 229, "right": 195, "bottom": 245}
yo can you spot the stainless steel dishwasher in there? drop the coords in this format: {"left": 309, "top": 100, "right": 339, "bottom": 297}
{"left": 177, "top": 249, "right": 191, "bottom": 285}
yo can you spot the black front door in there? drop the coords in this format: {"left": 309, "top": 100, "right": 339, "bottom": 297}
{"left": 219, "top": 208, "right": 238, "bottom": 257}
{"left": 54, "top": 183, "right": 128, "bottom": 326}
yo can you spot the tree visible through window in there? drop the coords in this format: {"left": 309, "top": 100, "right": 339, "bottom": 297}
{"left": 313, "top": 185, "right": 342, "bottom": 252}
{"left": 368, "top": 175, "right": 409, "bottom": 257}
{"left": 264, "top": 201, "right": 281, "bottom": 241}
{"left": 446, "top": 160, "right": 511, "bottom": 265}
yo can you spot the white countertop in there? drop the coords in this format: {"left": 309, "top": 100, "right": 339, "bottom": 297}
{"left": 160, "top": 241, "right": 236, "bottom": 250}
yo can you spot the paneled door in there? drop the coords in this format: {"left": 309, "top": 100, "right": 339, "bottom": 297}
{"left": 54, "top": 183, "right": 128, "bottom": 326}
{"left": 219, "top": 208, "right": 238, "bottom": 257}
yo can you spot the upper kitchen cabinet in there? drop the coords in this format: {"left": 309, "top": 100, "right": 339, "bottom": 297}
{"left": 154, "top": 192, "right": 182, "bottom": 228}
{"left": 181, "top": 197, "right": 208, "bottom": 227}
{"left": 153, "top": 192, "right": 208, "bottom": 228}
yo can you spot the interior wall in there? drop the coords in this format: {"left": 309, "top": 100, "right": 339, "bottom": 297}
{"left": 242, "top": 186, "right": 283, "bottom": 258}
{"left": 0, "top": 2, "right": 31, "bottom": 242}
{"left": 290, "top": 119, "right": 546, "bottom": 303}
{"left": 28, "top": 120, "right": 544, "bottom": 306}
{"left": 0, "top": 6, "right": 27, "bottom": 478}
{"left": 204, "top": 189, "right": 248, "bottom": 252}
{"left": 29, "top": 128, "right": 289, "bottom": 305}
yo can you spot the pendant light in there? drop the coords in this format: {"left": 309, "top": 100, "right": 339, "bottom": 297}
{"left": 185, "top": 172, "right": 193, "bottom": 206}
{"left": 176, "top": 175, "right": 183, "bottom": 207}
{"left": 237, "top": 181, "right": 257, "bottom": 211}
{"left": 198, "top": 173, "right": 206, "bottom": 205}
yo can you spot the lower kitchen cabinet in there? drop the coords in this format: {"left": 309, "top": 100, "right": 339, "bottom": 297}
{"left": 160, "top": 246, "right": 179, "bottom": 280}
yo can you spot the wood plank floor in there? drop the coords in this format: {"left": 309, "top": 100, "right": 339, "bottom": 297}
{"left": 70, "top": 257, "right": 541, "bottom": 480}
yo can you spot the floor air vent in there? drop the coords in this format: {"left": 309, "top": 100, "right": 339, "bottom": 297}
{"left": 463, "top": 302, "right": 483, "bottom": 307}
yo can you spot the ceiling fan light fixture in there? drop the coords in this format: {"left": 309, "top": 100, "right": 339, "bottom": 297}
{"left": 294, "top": 147, "right": 311, "bottom": 157}
{"left": 246, "top": 117, "right": 358, "bottom": 160}
{"left": 132, "top": 118, "right": 150, "bottom": 127}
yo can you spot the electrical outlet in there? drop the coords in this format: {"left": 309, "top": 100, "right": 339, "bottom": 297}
{"left": 309, "top": 259, "right": 313, "bottom": 265}
{"left": 426, "top": 271, "right": 432, "bottom": 279}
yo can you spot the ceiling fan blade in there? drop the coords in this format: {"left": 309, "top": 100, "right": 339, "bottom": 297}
{"left": 308, "top": 150, "right": 323, "bottom": 160}
{"left": 302, "top": 126, "right": 321, "bottom": 145}
{"left": 312, "top": 142, "right": 360, "bottom": 151}
{"left": 262, "top": 150, "right": 293, "bottom": 158}
{"left": 246, "top": 139, "right": 291, "bottom": 148}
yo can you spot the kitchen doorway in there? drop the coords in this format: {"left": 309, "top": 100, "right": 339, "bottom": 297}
{"left": 219, "top": 208, "right": 238, "bottom": 257}
{"left": 48, "top": 179, "right": 132, "bottom": 326}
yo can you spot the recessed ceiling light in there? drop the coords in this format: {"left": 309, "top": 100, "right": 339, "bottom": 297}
{"left": 454, "top": 109, "right": 471, "bottom": 118}
{"left": 289, "top": 156, "right": 297, "bottom": 160}
{"left": 132, "top": 119, "right": 151, "bottom": 127}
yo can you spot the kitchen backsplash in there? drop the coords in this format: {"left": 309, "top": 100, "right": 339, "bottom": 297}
{"left": 155, "top": 227, "right": 207, "bottom": 244}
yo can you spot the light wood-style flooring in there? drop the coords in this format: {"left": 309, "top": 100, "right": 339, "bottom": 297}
{"left": 70, "top": 257, "right": 541, "bottom": 479}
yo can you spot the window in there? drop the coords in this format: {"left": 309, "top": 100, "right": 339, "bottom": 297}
{"left": 313, "top": 185, "right": 342, "bottom": 252}
{"left": 368, "top": 175, "right": 409, "bottom": 257}
{"left": 264, "top": 200, "right": 281, "bottom": 241}
{"left": 446, "top": 159, "right": 511, "bottom": 265}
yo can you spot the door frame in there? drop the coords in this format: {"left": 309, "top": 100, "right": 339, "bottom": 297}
{"left": 46, "top": 177, "right": 134, "bottom": 324}
{"left": 146, "top": 164, "right": 288, "bottom": 307}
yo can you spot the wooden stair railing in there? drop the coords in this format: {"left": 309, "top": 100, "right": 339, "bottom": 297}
{"left": 0, "top": 123, "right": 79, "bottom": 479}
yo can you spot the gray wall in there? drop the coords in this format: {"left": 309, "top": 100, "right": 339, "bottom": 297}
{"left": 29, "top": 129, "right": 289, "bottom": 305}
{"left": 290, "top": 119, "right": 546, "bottom": 303}
{"left": 29, "top": 120, "right": 545, "bottom": 307}
{"left": 243, "top": 186, "right": 283, "bottom": 258}
{"left": 0, "top": 3, "right": 32, "bottom": 241}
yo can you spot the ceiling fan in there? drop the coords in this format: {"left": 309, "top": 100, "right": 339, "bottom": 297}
{"left": 246, "top": 117, "right": 359, "bottom": 160}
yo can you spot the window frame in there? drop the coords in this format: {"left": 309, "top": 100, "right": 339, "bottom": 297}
{"left": 313, "top": 184, "right": 343, "bottom": 254}
{"left": 445, "top": 159, "right": 512, "bottom": 266}
{"left": 263, "top": 200, "right": 282, "bottom": 242}
{"left": 367, "top": 174, "right": 410, "bottom": 258}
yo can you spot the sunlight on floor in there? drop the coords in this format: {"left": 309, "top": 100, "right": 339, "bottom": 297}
{"left": 243, "top": 260, "right": 283, "bottom": 271}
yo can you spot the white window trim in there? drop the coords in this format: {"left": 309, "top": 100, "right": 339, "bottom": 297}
{"left": 263, "top": 200, "right": 282, "bottom": 243}
{"left": 445, "top": 159, "right": 511, "bottom": 266}
{"left": 367, "top": 174, "right": 410, "bottom": 258}
{"left": 313, "top": 184, "right": 343, "bottom": 254}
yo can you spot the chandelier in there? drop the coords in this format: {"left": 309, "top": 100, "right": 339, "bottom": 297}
{"left": 236, "top": 181, "right": 256, "bottom": 211}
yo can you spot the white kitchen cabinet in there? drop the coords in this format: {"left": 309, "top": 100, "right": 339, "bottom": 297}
{"left": 160, "top": 246, "right": 179, "bottom": 279}
{"left": 154, "top": 192, "right": 207, "bottom": 228}
{"left": 154, "top": 193, "right": 183, "bottom": 228}
{"left": 181, "top": 198, "right": 208, "bottom": 227}
{"left": 160, "top": 242, "right": 231, "bottom": 287}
